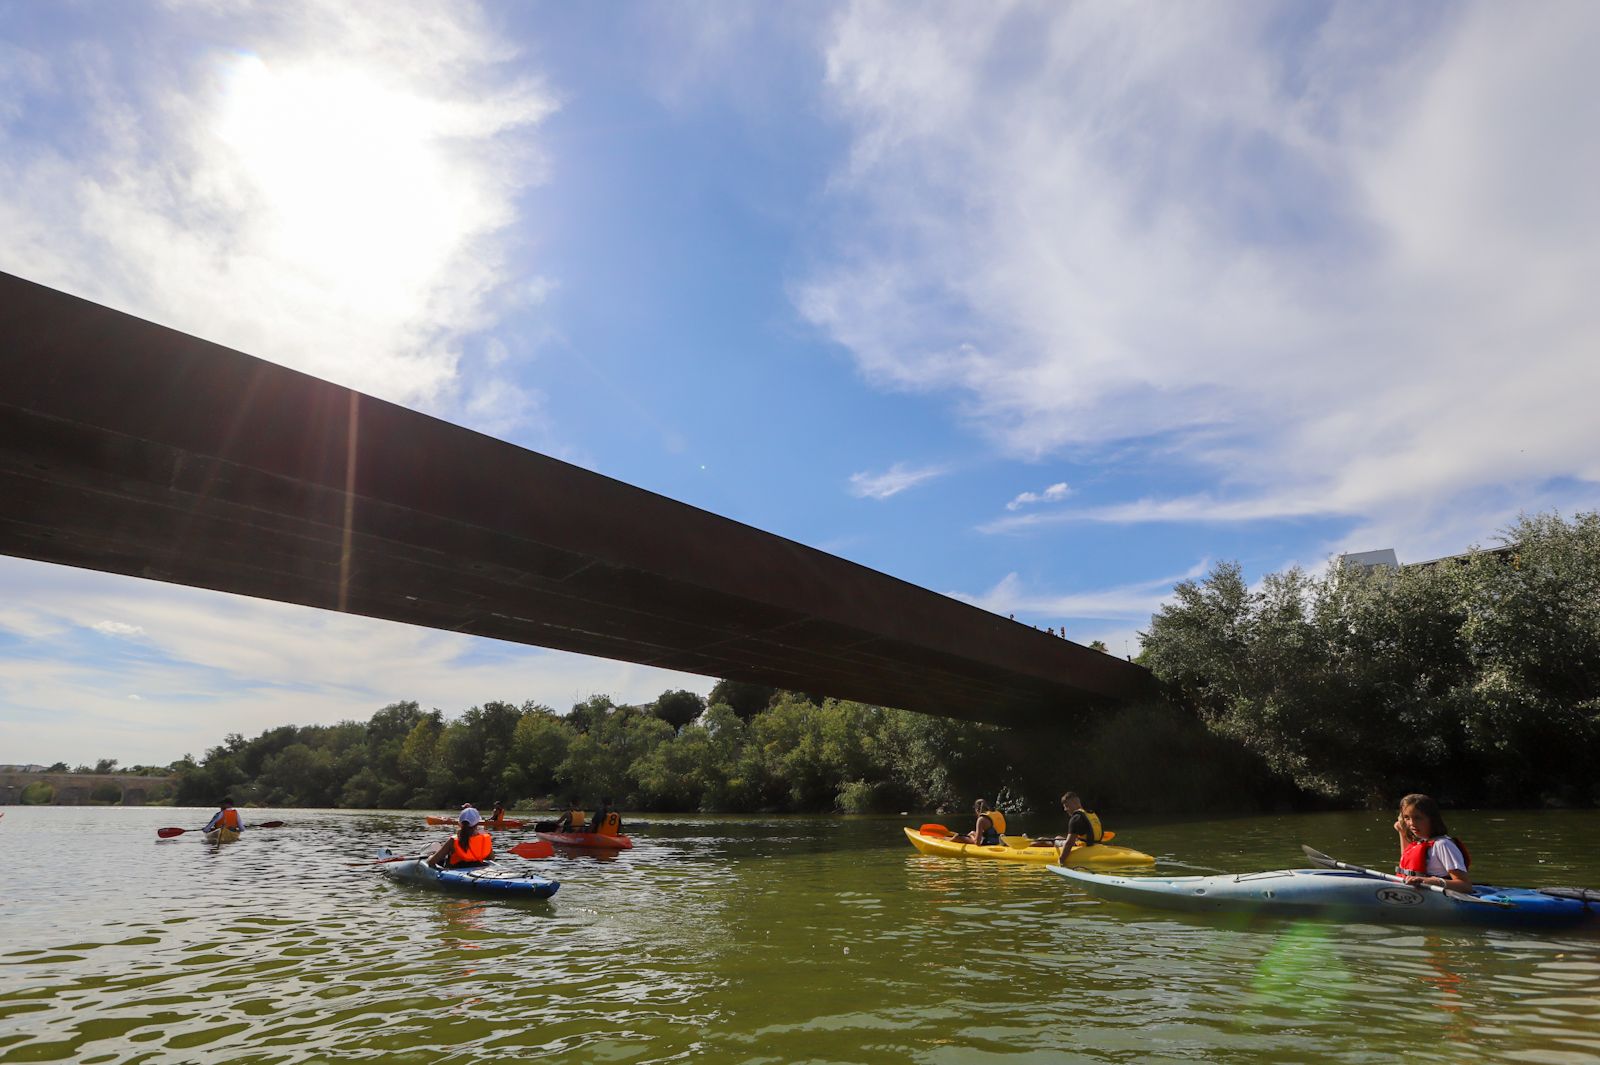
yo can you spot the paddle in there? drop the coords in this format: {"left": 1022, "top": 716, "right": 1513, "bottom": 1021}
{"left": 1005, "top": 830, "right": 1117, "bottom": 848}
{"left": 918, "top": 823, "right": 951, "bottom": 836}
{"left": 350, "top": 852, "right": 415, "bottom": 866}
{"left": 156, "top": 820, "right": 285, "bottom": 838}
{"left": 1300, "top": 844, "right": 1511, "bottom": 907}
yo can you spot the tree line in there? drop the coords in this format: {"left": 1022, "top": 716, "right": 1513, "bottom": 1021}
{"left": 1141, "top": 511, "right": 1600, "bottom": 808}
{"left": 170, "top": 676, "right": 1269, "bottom": 816}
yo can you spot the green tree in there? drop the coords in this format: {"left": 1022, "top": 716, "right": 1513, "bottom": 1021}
{"left": 651, "top": 689, "right": 706, "bottom": 732}
{"left": 707, "top": 679, "right": 775, "bottom": 721}
{"left": 505, "top": 707, "right": 572, "bottom": 801}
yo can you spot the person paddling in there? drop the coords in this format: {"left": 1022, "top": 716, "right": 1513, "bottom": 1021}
{"left": 590, "top": 797, "right": 623, "bottom": 836}
{"left": 489, "top": 800, "right": 507, "bottom": 826}
{"left": 555, "top": 798, "right": 587, "bottom": 832}
{"left": 204, "top": 798, "right": 243, "bottom": 837}
{"left": 1044, "top": 791, "right": 1103, "bottom": 855}
{"left": 427, "top": 806, "right": 493, "bottom": 868}
{"left": 950, "top": 798, "right": 1004, "bottom": 845}
{"left": 1395, "top": 793, "right": 1472, "bottom": 892}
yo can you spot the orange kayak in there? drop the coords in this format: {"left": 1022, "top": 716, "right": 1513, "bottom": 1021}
{"left": 426, "top": 815, "right": 525, "bottom": 829}
{"left": 536, "top": 831, "right": 633, "bottom": 850}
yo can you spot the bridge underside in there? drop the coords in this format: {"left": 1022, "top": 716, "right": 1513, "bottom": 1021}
{"left": 0, "top": 271, "right": 1154, "bottom": 727}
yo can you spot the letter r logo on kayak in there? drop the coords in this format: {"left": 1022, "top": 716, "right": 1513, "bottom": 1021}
{"left": 1376, "top": 887, "right": 1425, "bottom": 906}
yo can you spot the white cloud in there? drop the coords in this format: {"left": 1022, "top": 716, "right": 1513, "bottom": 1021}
{"left": 1004, "top": 481, "right": 1070, "bottom": 511}
{"left": 847, "top": 461, "right": 946, "bottom": 500}
{"left": 91, "top": 621, "right": 146, "bottom": 638}
{"left": 0, "top": 0, "right": 554, "bottom": 427}
{"left": 803, "top": 3, "right": 1600, "bottom": 540}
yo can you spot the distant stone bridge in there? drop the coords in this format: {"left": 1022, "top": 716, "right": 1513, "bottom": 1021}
{"left": 0, "top": 771, "right": 173, "bottom": 806}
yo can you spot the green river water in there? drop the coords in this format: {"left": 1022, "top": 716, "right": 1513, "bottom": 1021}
{"left": 2, "top": 806, "right": 1598, "bottom": 1064}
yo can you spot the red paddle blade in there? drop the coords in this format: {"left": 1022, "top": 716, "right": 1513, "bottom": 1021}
{"left": 918, "top": 823, "right": 951, "bottom": 836}
{"left": 156, "top": 827, "right": 187, "bottom": 838}
{"left": 511, "top": 841, "right": 555, "bottom": 860}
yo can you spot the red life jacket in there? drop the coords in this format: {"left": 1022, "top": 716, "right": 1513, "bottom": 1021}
{"left": 1399, "top": 836, "right": 1471, "bottom": 877}
{"left": 217, "top": 808, "right": 242, "bottom": 830}
{"left": 448, "top": 831, "right": 493, "bottom": 865}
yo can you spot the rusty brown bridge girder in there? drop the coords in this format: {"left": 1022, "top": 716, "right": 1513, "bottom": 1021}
{"left": 0, "top": 272, "right": 1155, "bottom": 727}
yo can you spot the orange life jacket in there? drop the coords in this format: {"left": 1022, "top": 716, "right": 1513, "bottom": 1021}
{"left": 1399, "top": 835, "right": 1470, "bottom": 877}
{"left": 448, "top": 831, "right": 493, "bottom": 865}
{"left": 219, "top": 808, "right": 242, "bottom": 830}
{"left": 596, "top": 811, "right": 622, "bottom": 836}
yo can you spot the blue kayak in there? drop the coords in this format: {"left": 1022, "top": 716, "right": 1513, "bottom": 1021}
{"left": 378, "top": 851, "right": 559, "bottom": 899}
{"left": 1049, "top": 865, "right": 1597, "bottom": 929}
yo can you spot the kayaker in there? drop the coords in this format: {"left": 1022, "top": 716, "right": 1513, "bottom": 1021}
{"left": 490, "top": 800, "right": 507, "bottom": 825}
{"left": 428, "top": 806, "right": 493, "bottom": 867}
{"left": 1395, "top": 792, "right": 1472, "bottom": 892}
{"left": 589, "top": 797, "right": 623, "bottom": 836}
{"left": 1056, "top": 791, "right": 1103, "bottom": 849}
{"left": 555, "top": 798, "right": 587, "bottom": 832}
{"left": 203, "top": 798, "right": 243, "bottom": 835}
{"left": 950, "top": 799, "right": 1004, "bottom": 845}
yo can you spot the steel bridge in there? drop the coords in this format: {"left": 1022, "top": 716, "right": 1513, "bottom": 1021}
{"left": 0, "top": 271, "right": 1154, "bottom": 727}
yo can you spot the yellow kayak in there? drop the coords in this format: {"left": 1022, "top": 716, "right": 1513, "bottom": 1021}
{"left": 203, "top": 826, "right": 241, "bottom": 844}
{"left": 903, "top": 827, "right": 1154, "bottom": 867}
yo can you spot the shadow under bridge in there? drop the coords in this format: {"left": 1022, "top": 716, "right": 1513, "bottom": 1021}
{"left": 0, "top": 271, "right": 1155, "bottom": 727}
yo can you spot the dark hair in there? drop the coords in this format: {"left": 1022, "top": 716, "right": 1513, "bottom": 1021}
{"left": 1399, "top": 793, "right": 1450, "bottom": 839}
{"left": 1060, "top": 792, "right": 1081, "bottom": 806}
{"left": 220, "top": 797, "right": 234, "bottom": 806}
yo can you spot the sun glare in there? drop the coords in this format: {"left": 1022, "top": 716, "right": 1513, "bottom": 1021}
{"left": 212, "top": 54, "right": 471, "bottom": 311}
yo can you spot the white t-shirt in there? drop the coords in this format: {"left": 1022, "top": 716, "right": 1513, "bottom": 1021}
{"left": 1423, "top": 836, "right": 1467, "bottom": 876}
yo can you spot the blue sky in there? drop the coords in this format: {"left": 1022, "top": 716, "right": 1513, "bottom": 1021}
{"left": 3, "top": 2, "right": 1598, "bottom": 766}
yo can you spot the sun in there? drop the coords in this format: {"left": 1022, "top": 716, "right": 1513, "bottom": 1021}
{"left": 211, "top": 53, "right": 470, "bottom": 308}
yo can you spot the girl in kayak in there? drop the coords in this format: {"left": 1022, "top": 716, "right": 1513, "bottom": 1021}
{"left": 1395, "top": 793, "right": 1472, "bottom": 892}
{"left": 428, "top": 806, "right": 493, "bottom": 867}
{"left": 949, "top": 799, "right": 1004, "bottom": 845}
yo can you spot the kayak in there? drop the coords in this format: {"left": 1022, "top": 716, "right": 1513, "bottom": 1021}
{"left": 203, "top": 826, "right": 241, "bottom": 844}
{"left": 536, "top": 831, "right": 633, "bottom": 850}
{"left": 377, "top": 851, "right": 560, "bottom": 898}
{"left": 425, "top": 815, "right": 525, "bottom": 829}
{"left": 903, "top": 827, "right": 1154, "bottom": 867}
{"left": 1049, "top": 865, "right": 1599, "bottom": 929}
